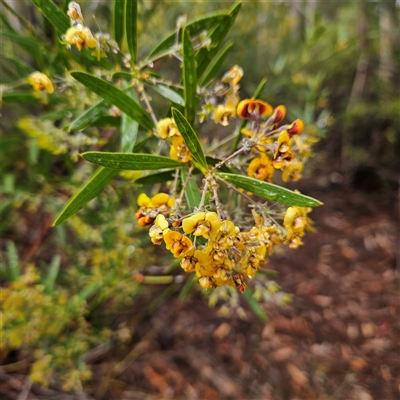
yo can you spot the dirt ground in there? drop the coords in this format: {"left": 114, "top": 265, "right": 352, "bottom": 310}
{"left": 2, "top": 157, "right": 399, "bottom": 400}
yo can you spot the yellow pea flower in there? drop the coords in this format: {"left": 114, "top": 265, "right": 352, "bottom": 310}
{"left": 157, "top": 118, "right": 180, "bottom": 139}
{"left": 170, "top": 135, "right": 192, "bottom": 163}
{"left": 28, "top": 72, "right": 54, "bottom": 94}
{"left": 182, "top": 212, "right": 221, "bottom": 239}
{"left": 163, "top": 231, "right": 193, "bottom": 258}
{"left": 247, "top": 153, "right": 274, "bottom": 182}
{"left": 64, "top": 26, "right": 97, "bottom": 51}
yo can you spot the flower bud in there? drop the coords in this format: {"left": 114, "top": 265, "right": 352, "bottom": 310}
{"left": 287, "top": 119, "right": 305, "bottom": 135}
{"left": 237, "top": 99, "right": 273, "bottom": 119}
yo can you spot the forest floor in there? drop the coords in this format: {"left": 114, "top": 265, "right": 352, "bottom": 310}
{"left": 2, "top": 157, "right": 399, "bottom": 400}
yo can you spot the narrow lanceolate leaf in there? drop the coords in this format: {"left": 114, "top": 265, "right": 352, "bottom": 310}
{"left": 198, "top": 40, "right": 233, "bottom": 86}
{"left": 113, "top": 0, "right": 125, "bottom": 48}
{"left": 146, "top": 12, "right": 227, "bottom": 61}
{"left": 71, "top": 72, "right": 154, "bottom": 130}
{"left": 54, "top": 113, "right": 139, "bottom": 226}
{"left": 43, "top": 255, "right": 61, "bottom": 293}
{"left": 243, "top": 289, "right": 268, "bottom": 322}
{"left": 196, "top": 1, "right": 242, "bottom": 78}
{"left": 134, "top": 170, "right": 176, "bottom": 185}
{"left": 252, "top": 77, "right": 268, "bottom": 99}
{"left": 125, "top": 0, "right": 138, "bottom": 64}
{"left": 121, "top": 114, "right": 139, "bottom": 152}
{"left": 1, "top": 32, "right": 45, "bottom": 69}
{"left": 81, "top": 152, "right": 183, "bottom": 170}
{"left": 30, "top": 0, "right": 70, "bottom": 33}
{"left": 148, "top": 84, "right": 185, "bottom": 106}
{"left": 217, "top": 173, "right": 323, "bottom": 207}
{"left": 53, "top": 167, "right": 119, "bottom": 226}
{"left": 171, "top": 108, "right": 207, "bottom": 172}
{"left": 182, "top": 28, "right": 197, "bottom": 125}
{"left": 232, "top": 77, "right": 268, "bottom": 152}
{"left": 181, "top": 166, "right": 201, "bottom": 210}
{"left": 68, "top": 100, "right": 110, "bottom": 132}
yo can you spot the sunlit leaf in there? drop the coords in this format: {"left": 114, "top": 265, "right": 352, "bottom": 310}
{"left": 113, "top": 0, "right": 125, "bottom": 47}
{"left": 125, "top": 0, "right": 138, "bottom": 63}
{"left": 171, "top": 108, "right": 207, "bottom": 172}
{"left": 217, "top": 173, "right": 323, "bottom": 207}
{"left": 146, "top": 12, "right": 227, "bottom": 60}
{"left": 81, "top": 152, "right": 183, "bottom": 170}
{"left": 121, "top": 114, "right": 139, "bottom": 152}
{"left": 52, "top": 167, "right": 119, "bottom": 226}
{"left": 30, "top": 0, "right": 70, "bottom": 33}
{"left": 196, "top": 1, "right": 242, "bottom": 78}
{"left": 182, "top": 28, "right": 197, "bottom": 125}
{"left": 181, "top": 166, "right": 201, "bottom": 209}
{"left": 68, "top": 100, "right": 111, "bottom": 132}
{"left": 148, "top": 84, "right": 185, "bottom": 106}
{"left": 71, "top": 72, "right": 154, "bottom": 130}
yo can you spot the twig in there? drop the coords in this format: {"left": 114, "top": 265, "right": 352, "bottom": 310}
{"left": 17, "top": 379, "right": 32, "bottom": 400}
{"left": 198, "top": 180, "right": 209, "bottom": 210}
{"left": 140, "top": 89, "right": 158, "bottom": 126}
{"left": 213, "top": 147, "right": 247, "bottom": 170}
{"left": 178, "top": 165, "right": 194, "bottom": 204}
{"left": 212, "top": 184, "right": 223, "bottom": 219}
{"left": 171, "top": 167, "right": 180, "bottom": 197}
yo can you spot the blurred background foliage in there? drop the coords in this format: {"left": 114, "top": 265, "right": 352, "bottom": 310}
{"left": 1, "top": 0, "right": 399, "bottom": 393}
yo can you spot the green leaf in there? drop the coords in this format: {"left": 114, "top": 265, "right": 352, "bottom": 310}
{"left": 2, "top": 91, "right": 38, "bottom": 104}
{"left": 252, "top": 77, "right": 268, "bottom": 99}
{"left": 1, "top": 31, "right": 44, "bottom": 69}
{"left": 217, "top": 173, "right": 323, "bottom": 207}
{"left": 54, "top": 117, "right": 140, "bottom": 226}
{"left": 182, "top": 28, "right": 197, "bottom": 125}
{"left": 146, "top": 12, "right": 227, "bottom": 60}
{"left": 43, "top": 255, "right": 61, "bottom": 293}
{"left": 198, "top": 40, "right": 233, "bottom": 86}
{"left": 148, "top": 84, "right": 185, "bottom": 106}
{"left": 81, "top": 152, "right": 183, "bottom": 170}
{"left": 232, "top": 77, "right": 267, "bottom": 151}
{"left": 171, "top": 108, "right": 207, "bottom": 172}
{"left": 179, "top": 273, "right": 198, "bottom": 301}
{"left": 125, "top": 0, "right": 138, "bottom": 64}
{"left": 243, "top": 289, "right": 268, "bottom": 322}
{"left": 113, "top": 0, "right": 125, "bottom": 48}
{"left": 53, "top": 167, "right": 119, "bottom": 226}
{"left": 6, "top": 241, "right": 20, "bottom": 281}
{"left": 196, "top": 1, "right": 242, "bottom": 78}
{"left": 112, "top": 71, "right": 134, "bottom": 80}
{"left": 68, "top": 100, "right": 110, "bottom": 132}
{"left": 121, "top": 114, "right": 139, "bottom": 152}
{"left": 134, "top": 170, "right": 176, "bottom": 185}
{"left": 93, "top": 116, "right": 121, "bottom": 127}
{"left": 71, "top": 72, "right": 154, "bottom": 130}
{"left": 181, "top": 166, "right": 201, "bottom": 210}
{"left": 30, "top": 0, "right": 70, "bottom": 33}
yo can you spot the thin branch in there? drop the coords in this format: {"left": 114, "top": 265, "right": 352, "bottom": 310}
{"left": 140, "top": 89, "right": 158, "bottom": 126}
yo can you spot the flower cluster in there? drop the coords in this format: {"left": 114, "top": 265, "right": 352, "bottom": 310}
{"left": 135, "top": 193, "right": 175, "bottom": 227}
{"left": 62, "top": 2, "right": 118, "bottom": 59}
{"left": 198, "top": 65, "right": 243, "bottom": 126}
{"left": 140, "top": 193, "right": 312, "bottom": 291}
{"left": 236, "top": 98, "right": 310, "bottom": 183}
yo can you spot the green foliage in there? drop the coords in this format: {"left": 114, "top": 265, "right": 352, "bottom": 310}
{"left": 1, "top": 0, "right": 396, "bottom": 394}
